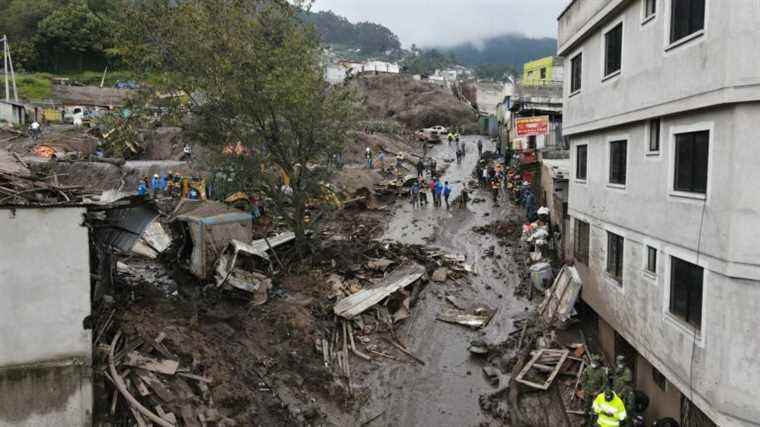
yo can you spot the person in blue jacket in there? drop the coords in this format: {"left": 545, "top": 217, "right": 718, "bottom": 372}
{"left": 443, "top": 181, "right": 452, "bottom": 209}
{"left": 151, "top": 174, "right": 161, "bottom": 196}
{"left": 434, "top": 178, "right": 443, "bottom": 208}
{"left": 137, "top": 179, "right": 148, "bottom": 196}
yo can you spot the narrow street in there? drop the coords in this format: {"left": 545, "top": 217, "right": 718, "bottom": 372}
{"left": 358, "top": 137, "right": 530, "bottom": 426}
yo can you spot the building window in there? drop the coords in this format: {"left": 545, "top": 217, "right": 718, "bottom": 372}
{"left": 674, "top": 130, "right": 709, "bottom": 193}
{"left": 670, "top": 257, "right": 704, "bottom": 329}
{"left": 574, "top": 219, "right": 590, "bottom": 265}
{"left": 607, "top": 232, "right": 624, "bottom": 284}
{"left": 540, "top": 67, "right": 547, "bottom": 79}
{"left": 652, "top": 366, "right": 668, "bottom": 391}
{"left": 649, "top": 119, "right": 660, "bottom": 152}
{"left": 604, "top": 23, "right": 623, "bottom": 77}
{"left": 646, "top": 246, "right": 657, "bottom": 274}
{"left": 644, "top": 0, "right": 657, "bottom": 19}
{"left": 528, "top": 71, "right": 534, "bottom": 79}
{"left": 609, "top": 140, "right": 627, "bottom": 185}
{"left": 576, "top": 145, "right": 588, "bottom": 180}
{"left": 571, "top": 53, "right": 582, "bottom": 93}
{"left": 671, "top": 0, "right": 705, "bottom": 43}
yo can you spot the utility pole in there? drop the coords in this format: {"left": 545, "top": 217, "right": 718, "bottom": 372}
{"left": 3, "top": 35, "right": 8, "bottom": 102}
{"left": 2, "top": 35, "right": 18, "bottom": 102}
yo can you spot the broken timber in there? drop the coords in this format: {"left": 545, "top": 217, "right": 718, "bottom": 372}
{"left": 334, "top": 264, "right": 425, "bottom": 319}
{"left": 514, "top": 348, "right": 570, "bottom": 390}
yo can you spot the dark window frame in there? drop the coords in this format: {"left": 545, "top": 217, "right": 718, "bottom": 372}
{"left": 609, "top": 140, "right": 627, "bottom": 185}
{"left": 540, "top": 67, "right": 547, "bottom": 79}
{"left": 670, "top": 0, "right": 705, "bottom": 44}
{"left": 576, "top": 145, "right": 588, "bottom": 180}
{"left": 570, "top": 53, "right": 582, "bottom": 93}
{"left": 646, "top": 246, "right": 657, "bottom": 274}
{"left": 674, "top": 130, "right": 709, "bottom": 194}
{"left": 574, "top": 219, "right": 590, "bottom": 265}
{"left": 649, "top": 119, "right": 661, "bottom": 152}
{"left": 607, "top": 232, "right": 624, "bottom": 284}
{"left": 644, "top": 0, "right": 657, "bottom": 19}
{"left": 604, "top": 23, "right": 623, "bottom": 77}
{"left": 669, "top": 257, "right": 704, "bottom": 330}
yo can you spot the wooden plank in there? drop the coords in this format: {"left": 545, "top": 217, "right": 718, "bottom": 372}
{"left": 334, "top": 264, "right": 425, "bottom": 319}
{"left": 124, "top": 352, "right": 179, "bottom": 375}
{"left": 135, "top": 370, "right": 176, "bottom": 403}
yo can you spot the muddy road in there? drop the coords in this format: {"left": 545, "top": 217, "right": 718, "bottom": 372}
{"left": 357, "top": 136, "right": 529, "bottom": 427}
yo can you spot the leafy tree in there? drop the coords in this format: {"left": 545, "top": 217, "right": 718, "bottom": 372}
{"left": 400, "top": 49, "right": 458, "bottom": 75}
{"left": 35, "top": 1, "right": 111, "bottom": 71}
{"left": 301, "top": 9, "right": 401, "bottom": 55}
{"left": 122, "top": 0, "right": 358, "bottom": 252}
{"left": 474, "top": 63, "right": 516, "bottom": 81}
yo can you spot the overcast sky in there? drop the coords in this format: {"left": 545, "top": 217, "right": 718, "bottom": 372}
{"left": 311, "top": 0, "right": 569, "bottom": 48}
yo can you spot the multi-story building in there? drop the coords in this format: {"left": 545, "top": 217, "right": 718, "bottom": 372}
{"left": 522, "top": 56, "right": 564, "bottom": 85}
{"left": 559, "top": 0, "right": 760, "bottom": 425}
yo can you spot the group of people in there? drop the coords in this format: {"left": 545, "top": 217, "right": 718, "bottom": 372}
{"left": 137, "top": 172, "right": 205, "bottom": 200}
{"left": 581, "top": 354, "right": 678, "bottom": 427}
{"left": 409, "top": 176, "right": 452, "bottom": 209}
{"left": 475, "top": 160, "right": 508, "bottom": 205}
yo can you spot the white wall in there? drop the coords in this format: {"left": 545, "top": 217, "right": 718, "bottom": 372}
{"left": 0, "top": 207, "right": 92, "bottom": 426}
{"left": 560, "top": 0, "right": 760, "bottom": 135}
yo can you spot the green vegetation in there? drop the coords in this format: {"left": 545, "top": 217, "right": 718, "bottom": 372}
{"left": 474, "top": 63, "right": 517, "bottom": 81}
{"left": 0, "top": 0, "right": 122, "bottom": 73}
{"left": 400, "top": 50, "right": 458, "bottom": 76}
{"left": 15, "top": 74, "right": 53, "bottom": 100}
{"left": 122, "top": 0, "right": 358, "bottom": 251}
{"left": 301, "top": 10, "right": 401, "bottom": 57}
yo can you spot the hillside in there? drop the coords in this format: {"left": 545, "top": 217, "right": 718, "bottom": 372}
{"left": 301, "top": 10, "right": 402, "bottom": 57}
{"left": 437, "top": 33, "right": 557, "bottom": 69}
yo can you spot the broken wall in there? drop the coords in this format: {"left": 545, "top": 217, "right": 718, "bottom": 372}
{"left": 0, "top": 207, "right": 92, "bottom": 426}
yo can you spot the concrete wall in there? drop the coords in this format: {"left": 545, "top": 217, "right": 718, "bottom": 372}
{"left": 0, "top": 207, "right": 92, "bottom": 426}
{"left": 569, "top": 200, "right": 760, "bottom": 426}
{"left": 560, "top": 0, "right": 760, "bottom": 135}
{"left": 568, "top": 105, "right": 760, "bottom": 278}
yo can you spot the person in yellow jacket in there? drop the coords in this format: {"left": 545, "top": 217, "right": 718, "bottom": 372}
{"left": 592, "top": 387, "right": 627, "bottom": 427}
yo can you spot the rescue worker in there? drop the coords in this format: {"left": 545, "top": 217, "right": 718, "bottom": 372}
{"left": 151, "top": 174, "right": 161, "bottom": 196}
{"left": 410, "top": 181, "right": 419, "bottom": 207}
{"left": 378, "top": 150, "right": 385, "bottom": 170}
{"left": 477, "top": 139, "right": 483, "bottom": 157}
{"left": 365, "top": 147, "right": 373, "bottom": 169}
{"left": 434, "top": 178, "right": 443, "bottom": 208}
{"left": 182, "top": 143, "right": 192, "bottom": 162}
{"left": 612, "top": 355, "right": 634, "bottom": 409}
{"left": 459, "top": 187, "right": 469, "bottom": 209}
{"left": 582, "top": 354, "right": 608, "bottom": 421}
{"left": 443, "top": 181, "right": 452, "bottom": 209}
{"left": 416, "top": 159, "right": 425, "bottom": 177}
{"left": 455, "top": 132, "right": 460, "bottom": 142}
{"left": 592, "top": 384, "right": 627, "bottom": 427}
{"left": 447, "top": 132, "right": 454, "bottom": 145}
{"left": 30, "top": 120, "right": 41, "bottom": 140}
{"left": 490, "top": 178, "right": 500, "bottom": 204}
{"left": 137, "top": 179, "right": 148, "bottom": 196}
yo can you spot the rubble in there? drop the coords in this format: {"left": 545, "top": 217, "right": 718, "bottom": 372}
{"left": 334, "top": 263, "right": 425, "bottom": 319}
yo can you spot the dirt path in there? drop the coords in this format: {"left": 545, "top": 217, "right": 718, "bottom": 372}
{"left": 357, "top": 137, "right": 529, "bottom": 427}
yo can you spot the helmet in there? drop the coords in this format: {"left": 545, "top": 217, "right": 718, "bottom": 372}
{"left": 154, "top": 174, "right": 159, "bottom": 178}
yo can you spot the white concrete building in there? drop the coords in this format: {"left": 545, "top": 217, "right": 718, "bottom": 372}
{"left": 559, "top": 0, "right": 760, "bottom": 425}
{"left": 0, "top": 207, "right": 92, "bottom": 426}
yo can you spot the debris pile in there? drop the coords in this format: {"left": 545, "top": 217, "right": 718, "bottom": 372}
{"left": 95, "top": 316, "right": 225, "bottom": 427}
{"left": 0, "top": 171, "right": 96, "bottom": 205}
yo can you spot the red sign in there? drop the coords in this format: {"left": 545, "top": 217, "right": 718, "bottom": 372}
{"left": 515, "top": 116, "right": 550, "bottom": 137}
